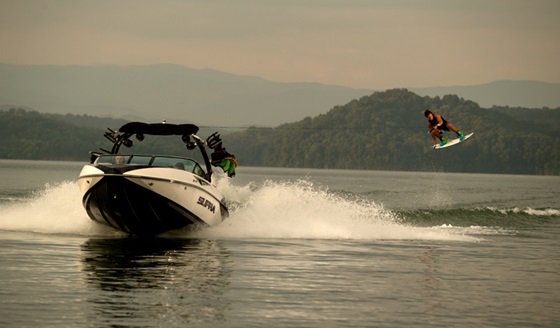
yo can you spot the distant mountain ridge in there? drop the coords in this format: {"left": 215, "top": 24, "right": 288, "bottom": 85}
{"left": 1, "top": 64, "right": 559, "bottom": 128}
{"left": 410, "top": 80, "right": 560, "bottom": 109}
{"left": 0, "top": 63, "right": 370, "bottom": 127}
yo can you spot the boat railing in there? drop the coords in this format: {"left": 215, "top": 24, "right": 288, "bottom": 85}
{"left": 94, "top": 154, "right": 206, "bottom": 176}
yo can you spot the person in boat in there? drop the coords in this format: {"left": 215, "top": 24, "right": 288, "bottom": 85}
{"left": 423, "top": 110, "right": 465, "bottom": 147}
{"left": 114, "top": 155, "right": 125, "bottom": 164}
{"left": 211, "top": 143, "right": 237, "bottom": 178}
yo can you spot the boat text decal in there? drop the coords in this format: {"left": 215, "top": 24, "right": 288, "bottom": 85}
{"left": 197, "top": 196, "right": 216, "bottom": 213}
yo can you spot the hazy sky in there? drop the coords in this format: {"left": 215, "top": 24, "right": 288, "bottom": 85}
{"left": 1, "top": 0, "right": 559, "bottom": 89}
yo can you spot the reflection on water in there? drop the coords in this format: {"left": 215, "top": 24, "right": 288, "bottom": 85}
{"left": 417, "top": 246, "right": 443, "bottom": 316}
{"left": 80, "top": 238, "right": 231, "bottom": 326}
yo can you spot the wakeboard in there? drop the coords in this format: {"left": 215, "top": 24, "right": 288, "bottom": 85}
{"left": 434, "top": 132, "right": 474, "bottom": 150}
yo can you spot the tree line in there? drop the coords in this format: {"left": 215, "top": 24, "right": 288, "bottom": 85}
{"left": 223, "top": 89, "right": 560, "bottom": 175}
{"left": 1, "top": 89, "right": 559, "bottom": 175}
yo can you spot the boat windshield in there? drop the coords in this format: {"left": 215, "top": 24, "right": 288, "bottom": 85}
{"left": 94, "top": 154, "right": 206, "bottom": 176}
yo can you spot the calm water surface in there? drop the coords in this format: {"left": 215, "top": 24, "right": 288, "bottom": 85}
{"left": 0, "top": 160, "right": 559, "bottom": 327}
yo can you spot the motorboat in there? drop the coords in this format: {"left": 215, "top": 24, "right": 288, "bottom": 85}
{"left": 77, "top": 121, "right": 237, "bottom": 236}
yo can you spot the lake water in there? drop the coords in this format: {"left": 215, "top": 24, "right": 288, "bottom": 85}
{"left": 0, "top": 159, "right": 559, "bottom": 327}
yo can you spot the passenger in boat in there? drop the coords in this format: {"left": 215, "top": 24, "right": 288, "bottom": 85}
{"left": 195, "top": 167, "right": 205, "bottom": 178}
{"left": 424, "top": 110, "right": 465, "bottom": 147}
{"left": 174, "top": 162, "right": 185, "bottom": 170}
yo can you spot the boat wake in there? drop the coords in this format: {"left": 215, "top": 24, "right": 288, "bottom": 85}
{"left": 1, "top": 177, "right": 528, "bottom": 241}
{"left": 197, "top": 177, "right": 479, "bottom": 241}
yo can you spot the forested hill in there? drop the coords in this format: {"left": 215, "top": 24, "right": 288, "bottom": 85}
{"left": 1, "top": 89, "right": 559, "bottom": 175}
{"left": 225, "top": 89, "right": 560, "bottom": 175}
{"left": 0, "top": 109, "right": 115, "bottom": 161}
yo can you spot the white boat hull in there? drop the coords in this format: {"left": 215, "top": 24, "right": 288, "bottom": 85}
{"left": 78, "top": 165, "right": 228, "bottom": 236}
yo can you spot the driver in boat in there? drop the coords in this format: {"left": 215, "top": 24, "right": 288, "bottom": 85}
{"left": 175, "top": 162, "right": 206, "bottom": 178}
{"left": 424, "top": 110, "right": 465, "bottom": 147}
{"left": 114, "top": 155, "right": 125, "bottom": 164}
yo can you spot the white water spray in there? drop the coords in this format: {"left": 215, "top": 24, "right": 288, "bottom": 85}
{"left": 0, "top": 181, "right": 118, "bottom": 236}
{"left": 0, "top": 178, "right": 477, "bottom": 241}
{"left": 200, "top": 178, "right": 477, "bottom": 241}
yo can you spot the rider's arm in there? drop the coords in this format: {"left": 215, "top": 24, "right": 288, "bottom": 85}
{"left": 434, "top": 114, "right": 444, "bottom": 127}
